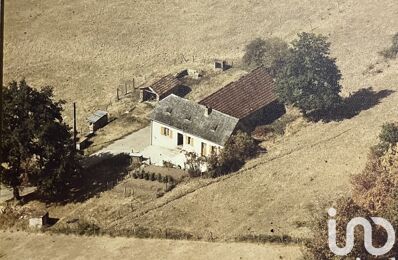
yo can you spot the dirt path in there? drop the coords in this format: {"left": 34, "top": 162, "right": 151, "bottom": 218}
{"left": 0, "top": 231, "right": 301, "bottom": 260}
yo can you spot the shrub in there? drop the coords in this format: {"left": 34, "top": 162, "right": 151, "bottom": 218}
{"left": 165, "top": 182, "right": 175, "bottom": 192}
{"left": 208, "top": 131, "right": 257, "bottom": 176}
{"left": 162, "top": 160, "right": 175, "bottom": 168}
{"left": 380, "top": 33, "right": 398, "bottom": 59}
{"left": 379, "top": 122, "right": 398, "bottom": 145}
{"left": 143, "top": 172, "right": 149, "bottom": 180}
{"left": 150, "top": 173, "right": 156, "bottom": 181}
{"left": 156, "top": 173, "right": 162, "bottom": 182}
{"left": 304, "top": 123, "right": 398, "bottom": 259}
{"left": 185, "top": 152, "right": 205, "bottom": 177}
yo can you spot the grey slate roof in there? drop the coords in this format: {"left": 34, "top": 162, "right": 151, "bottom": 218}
{"left": 87, "top": 110, "right": 108, "bottom": 123}
{"left": 151, "top": 95, "right": 239, "bottom": 146}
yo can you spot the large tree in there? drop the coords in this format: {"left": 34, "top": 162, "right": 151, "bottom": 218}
{"left": 242, "top": 37, "right": 290, "bottom": 76}
{"left": 0, "top": 80, "right": 80, "bottom": 200}
{"left": 276, "top": 32, "right": 342, "bottom": 115}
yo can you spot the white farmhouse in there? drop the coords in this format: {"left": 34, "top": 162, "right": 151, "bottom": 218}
{"left": 148, "top": 94, "right": 239, "bottom": 168}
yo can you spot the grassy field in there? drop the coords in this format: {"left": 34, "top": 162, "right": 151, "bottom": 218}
{"left": 0, "top": 231, "right": 302, "bottom": 260}
{"left": 3, "top": 0, "right": 398, "bottom": 257}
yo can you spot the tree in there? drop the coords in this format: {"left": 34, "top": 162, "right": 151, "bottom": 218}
{"left": 276, "top": 32, "right": 342, "bottom": 115}
{"left": 0, "top": 80, "right": 80, "bottom": 200}
{"left": 242, "top": 37, "right": 290, "bottom": 76}
{"left": 208, "top": 131, "right": 257, "bottom": 175}
{"left": 304, "top": 127, "right": 398, "bottom": 259}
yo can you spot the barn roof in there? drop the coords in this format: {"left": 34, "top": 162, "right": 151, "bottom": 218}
{"left": 151, "top": 95, "right": 239, "bottom": 146}
{"left": 141, "top": 74, "right": 182, "bottom": 97}
{"left": 199, "top": 67, "right": 277, "bottom": 119}
{"left": 87, "top": 110, "right": 108, "bottom": 123}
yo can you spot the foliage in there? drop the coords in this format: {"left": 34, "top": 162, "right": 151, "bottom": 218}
{"left": 304, "top": 127, "right": 398, "bottom": 259}
{"left": 379, "top": 122, "right": 398, "bottom": 145}
{"left": 380, "top": 32, "right": 398, "bottom": 59}
{"left": 208, "top": 131, "right": 257, "bottom": 176}
{"left": 304, "top": 197, "right": 371, "bottom": 260}
{"left": 185, "top": 152, "right": 205, "bottom": 177}
{"left": 242, "top": 37, "right": 290, "bottom": 76}
{"left": 0, "top": 80, "right": 80, "bottom": 200}
{"left": 275, "top": 32, "right": 342, "bottom": 115}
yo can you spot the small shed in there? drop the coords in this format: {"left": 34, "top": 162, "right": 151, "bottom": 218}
{"left": 87, "top": 110, "right": 108, "bottom": 133}
{"left": 76, "top": 135, "right": 90, "bottom": 151}
{"left": 139, "top": 75, "right": 183, "bottom": 102}
{"left": 214, "top": 59, "right": 228, "bottom": 71}
{"left": 29, "top": 211, "right": 49, "bottom": 229}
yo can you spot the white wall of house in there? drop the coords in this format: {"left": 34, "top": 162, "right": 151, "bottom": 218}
{"left": 151, "top": 120, "right": 222, "bottom": 158}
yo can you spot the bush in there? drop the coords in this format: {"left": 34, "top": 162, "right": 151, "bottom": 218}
{"left": 156, "top": 173, "right": 162, "bottom": 182}
{"left": 380, "top": 33, "right": 398, "bottom": 59}
{"left": 150, "top": 173, "right": 156, "bottom": 181}
{"left": 185, "top": 152, "right": 205, "bottom": 177}
{"left": 304, "top": 123, "right": 398, "bottom": 259}
{"left": 379, "top": 122, "right": 398, "bottom": 145}
{"left": 208, "top": 131, "right": 257, "bottom": 176}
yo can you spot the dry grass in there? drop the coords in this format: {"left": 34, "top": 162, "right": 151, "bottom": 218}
{"left": 0, "top": 231, "right": 302, "bottom": 259}
{"left": 3, "top": 0, "right": 398, "bottom": 256}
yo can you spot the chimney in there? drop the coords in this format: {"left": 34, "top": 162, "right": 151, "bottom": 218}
{"left": 204, "top": 106, "right": 212, "bottom": 117}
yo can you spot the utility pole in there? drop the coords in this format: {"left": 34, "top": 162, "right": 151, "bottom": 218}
{"left": 0, "top": 0, "right": 4, "bottom": 162}
{"left": 73, "top": 102, "right": 77, "bottom": 151}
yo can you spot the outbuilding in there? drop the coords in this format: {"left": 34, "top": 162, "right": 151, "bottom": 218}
{"left": 139, "top": 75, "right": 184, "bottom": 102}
{"left": 87, "top": 110, "right": 108, "bottom": 133}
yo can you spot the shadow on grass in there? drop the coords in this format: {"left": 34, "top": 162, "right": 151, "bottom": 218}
{"left": 309, "top": 87, "right": 395, "bottom": 122}
{"left": 22, "top": 153, "right": 132, "bottom": 204}
{"left": 65, "top": 153, "right": 132, "bottom": 203}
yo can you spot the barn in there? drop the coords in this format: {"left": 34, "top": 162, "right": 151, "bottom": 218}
{"left": 139, "top": 74, "right": 186, "bottom": 102}
{"left": 199, "top": 66, "right": 285, "bottom": 131}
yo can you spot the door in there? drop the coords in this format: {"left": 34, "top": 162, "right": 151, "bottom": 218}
{"left": 177, "top": 133, "right": 184, "bottom": 146}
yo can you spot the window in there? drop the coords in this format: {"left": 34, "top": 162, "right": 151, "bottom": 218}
{"left": 210, "top": 145, "right": 217, "bottom": 155}
{"left": 160, "top": 126, "right": 171, "bottom": 137}
{"left": 186, "top": 136, "right": 194, "bottom": 146}
{"left": 201, "top": 142, "right": 207, "bottom": 157}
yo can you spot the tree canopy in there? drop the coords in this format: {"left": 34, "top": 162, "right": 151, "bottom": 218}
{"left": 0, "top": 80, "right": 80, "bottom": 200}
{"left": 275, "top": 32, "right": 342, "bottom": 115}
{"left": 242, "top": 37, "right": 290, "bottom": 76}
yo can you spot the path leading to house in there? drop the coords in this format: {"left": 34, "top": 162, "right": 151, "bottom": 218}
{"left": 93, "top": 126, "right": 151, "bottom": 156}
{"left": 0, "top": 231, "right": 301, "bottom": 260}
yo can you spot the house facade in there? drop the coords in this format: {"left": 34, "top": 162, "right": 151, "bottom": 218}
{"left": 151, "top": 120, "right": 224, "bottom": 157}
{"left": 149, "top": 94, "right": 239, "bottom": 166}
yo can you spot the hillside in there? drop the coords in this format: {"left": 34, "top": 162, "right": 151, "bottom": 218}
{"left": 3, "top": 0, "right": 398, "bottom": 255}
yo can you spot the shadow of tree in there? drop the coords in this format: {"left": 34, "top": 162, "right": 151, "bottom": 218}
{"left": 309, "top": 87, "right": 395, "bottom": 122}
{"left": 22, "top": 153, "right": 132, "bottom": 204}
{"left": 65, "top": 153, "right": 131, "bottom": 203}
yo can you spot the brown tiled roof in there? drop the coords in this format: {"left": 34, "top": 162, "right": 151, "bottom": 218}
{"left": 141, "top": 74, "right": 181, "bottom": 97}
{"left": 199, "top": 67, "right": 277, "bottom": 119}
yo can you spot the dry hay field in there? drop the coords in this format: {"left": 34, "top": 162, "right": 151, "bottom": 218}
{"left": 0, "top": 231, "right": 301, "bottom": 260}
{"left": 3, "top": 0, "right": 398, "bottom": 258}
